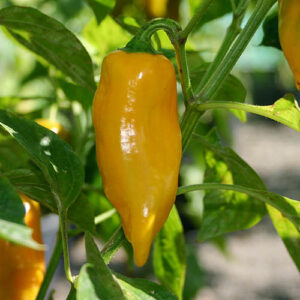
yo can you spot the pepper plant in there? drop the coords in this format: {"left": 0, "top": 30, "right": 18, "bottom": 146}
{"left": 0, "top": 0, "right": 299, "bottom": 299}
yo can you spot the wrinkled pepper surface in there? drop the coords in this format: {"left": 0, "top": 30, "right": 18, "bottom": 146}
{"left": 278, "top": 0, "right": 300, "bottom": 90}
{"left": 0, "top": 194, "right": 45, "bottom": 300}
{"left": 93, "top": 50, "right": 182, "bottom": 266}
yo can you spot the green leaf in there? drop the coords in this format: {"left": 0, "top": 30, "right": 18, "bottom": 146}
{"left": 188, "top": 0, "right": 233, "bottom": 30}
{"left": 0, "top": 177, "right": 44, "bottom": 249}
{"left": 4, "top": 168, "right": 95, "bottom": 234}
{"left": 267, "top": 205, "right": 300, "bottom": 272}
{"left": 0, "top": 176, "right": 24, "bottom": 224}
{"left": 4, "top": 168, "right": 56, "bottom": 208}
{"left": 85, "top": 0, "right": 116, "bottom": 24}
{"left": 82, "top": 17, "right": 131, "bottom": 60}
{"left": 190, "top": 63, "right": 247, "bottom": 122}
{"left": 153, "top": 206, "right": 186, "bottom": 299}
{"left": 197, "top": 94, "right": 300, "bottom": 132}
{"left": 0, "top": 6, "right": 96, "bottom": 92}
{"left": 261, "top": 9, "right": 281, "bottom": 49}
{"left": 77, "top": 233, "right": 125, "bottom": 300}
{"left": 190, "top": 64, "right": 247, "bottom": 103}
{"left": 115, "top": 273, "right": 178, "bottom": 300}
{"left": 0, "top": 139, "right": 29, "bottom": 172}
{"left": 183, "top": 245, "right": 205, "bottom": 300}
{"left": 68, "top": 194, "right": 95, "bottom": 234}
{"left": 177, "top": 184, "right": 300, "bottom": 232}
{"left": 66, "top": 284, "right": 76, "bottom": 300}
{"left": 0, "top": 109, "right": 84, "bottom": 209}
{"left": 192, "top": 133, "right": 267, "bottom": 241}
{"left": 56, "top": 78, "right": 94, "bottom": 108}
{"left": 101, "top": 226, "right": 125, "bottom": 264}
{"left": 0, "top": 218, "right": 45, "bottom": 250}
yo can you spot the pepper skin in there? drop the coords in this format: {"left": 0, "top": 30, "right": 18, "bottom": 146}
{"left": 278, "top": 0, "right": 300, "bottom": 90}
{"left": 93, "top": 50, "right": 182, "bottom": 266}
{"left": 0, "top": 194, "right": 45, "bottom": 300}
{"left": 146, "top": 0, "right": 168, "bottom": 17}
{"left": 35, "top": 118, "right": 68, "bottom": 140}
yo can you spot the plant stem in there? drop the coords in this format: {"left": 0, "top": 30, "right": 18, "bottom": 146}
{"left": 59, "top": 208, "right": 73, "bottom": 283}
{"left": 199, "top": 0, "right": 276, "bottom": 101}
{"left": 174, "top": 41, "right": 194, "bottom": 106}
{"left": 139, "top": 18, "right": 181, "bottom": 44}
{"left": 180, "top": 103, "right": 203, "bottom": 152}
{"left": 179, "top": 0, "right": 215, "bottom": 40}
{"left": 176, "top": 183, "right": 299, "bottom": 230}
{"left": 180, "top": 0, "right": 276, "bottom": 151}
{"left": 196, "top": 100, "right": 300, "bottom": 132}
{"left": 36, "top": 233, "right": 62, "bottom": 300}
{"left": 195, "top": 0, "right": 249, "bottom": 94}
{"left": 101, "top": 226, "right": 125, "bottom": 264}
{"left": 95, "top": 208, "right": 117, "bottom": 224}
{"left": 230, "top": 0, "right": 237, "bottom": 12}
{"left": 153, "top": 32, "right": 162, "bottom": 50}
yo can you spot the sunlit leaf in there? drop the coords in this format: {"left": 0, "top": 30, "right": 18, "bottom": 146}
{"left": 77, "top": 233, "right": 125, "bottom": 300}
{"left": 192, "top": 133, "right": 267, "bottom": 241}
{"left": 115, "top": 273, "right": 178, "bottom": 300}
{"left": 0, "top": 109, "right": 84, "bottom": 209}
{"left": 0, "top": 6, "right": 96, "bottom": 92}
{"left": 154, "top": 206, "right": 186, "bottom": 299}
{"left": 267, "top": 205, "right": 300, "bottom": 272}
{"left": 177, "top": 184, "right": 300, "bottom": 232}
{"left": 4, "top": 168, "right": 95, "bottom": 234}
{"left": 197, "top": 94, "right": 300, "bottom": 132}
{"left": 0, "top": 218, "right": 45, "bottom": 250}
{"left": 82, "top": 17, "right": 131, "bottom": 61}
{"left": 85, "top": 0, "right": 116, "bottom": 24}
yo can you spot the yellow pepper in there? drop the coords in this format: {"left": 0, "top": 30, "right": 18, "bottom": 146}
{"left": 93, "top": 50, "right": 182, "bottom": 266}
{"left": 0, "top": 118, "right": 67, "bottom": 299}
{"left": 146, "top": 0, "right": 168, "bottom": 18}
{"left": 0, "top": 194, "right": 45, "bottom": 300}
{"left": 278, "top": 0, "right": 300, "bottom": 90}
{"left": 35, "top": 118, "right": 68, "bottom": 140}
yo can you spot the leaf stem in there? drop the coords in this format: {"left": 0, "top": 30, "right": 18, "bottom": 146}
{"left": 95, "top": 208, "right": 117, "bottom": 224}
{"left": 36, "top": 232, "right": 62, "bottom": 300}
{"left": 196, "top": 100, "right": 300, "bottom": 132}
{"left": 180, "top": 0, "right": 276, "bottom": 151}
{"left": 198, "top": 0, "right": 276, "bottom": 101}
{"left": 195, "top": 0, "right": 249, "bottom": 94}
{"left": 230, "top": 0, "right": 237, "bottom": 12}
{"left": 174, "top": 41, "right": 194, "bottom": 106}
{"left": 59, "top": 208, "right": 73, "bottom": 283}
{"left": 101, "top": 226, "right": 125, "bottom": 264}
{"left": 176, "top": 183, "right": 300, "bottom": 230}
{"left": 179, "top": 0, "right": 215, "bottom": 40}
{"left": 180, "top": 103, "right": 203, "bottom": 152}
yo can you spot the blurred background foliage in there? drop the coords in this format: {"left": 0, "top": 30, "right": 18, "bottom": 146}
{"left": 0, "top": 0, "right": 299, "bottom": 299}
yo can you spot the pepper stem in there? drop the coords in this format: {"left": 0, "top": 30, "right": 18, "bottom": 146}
{"left": 123, "top": 18, "right": 181, "bottom": 53}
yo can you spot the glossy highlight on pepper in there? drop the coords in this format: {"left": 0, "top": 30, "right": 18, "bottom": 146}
{"left": 278, "top": 0, "right": 300, "bottom": 90}
{"left": 93, "top": 50, "right": 182, "bottom": 266}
